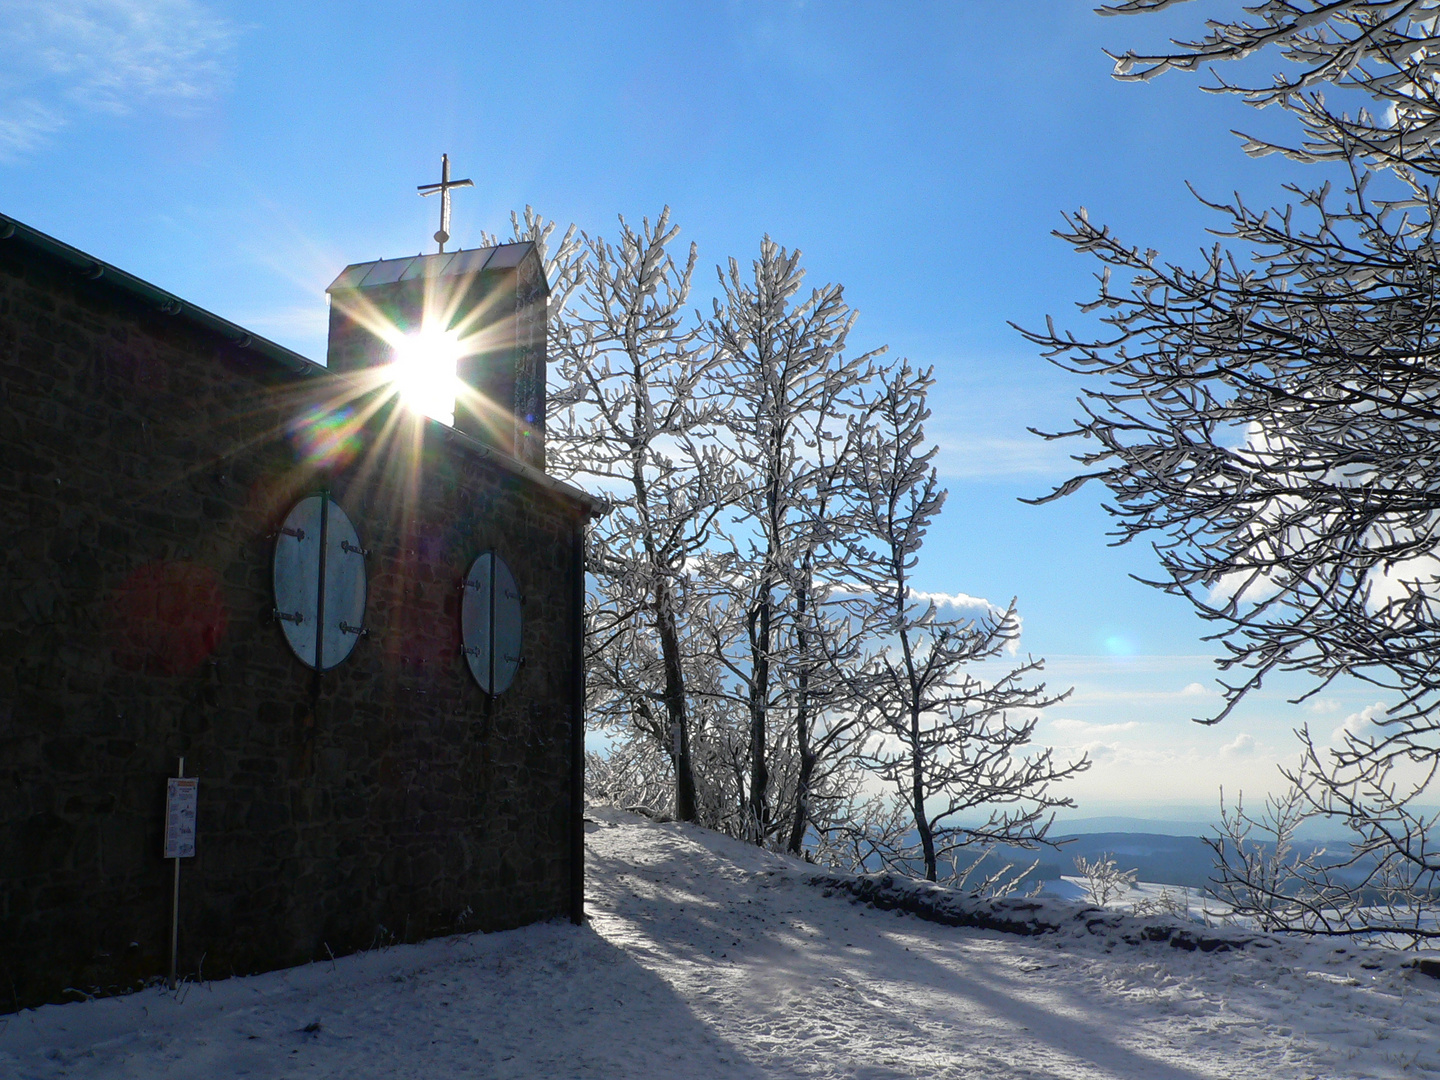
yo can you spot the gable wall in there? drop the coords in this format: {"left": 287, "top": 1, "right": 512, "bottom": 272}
{"left": 0, "top": 242, "right": 584, "bottom": 1010}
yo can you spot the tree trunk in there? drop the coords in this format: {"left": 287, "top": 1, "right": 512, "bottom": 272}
{"left": 786, "top": 626, "right": 815, "bottom": 856}
{"left": 654, "top": 580, "right": 697, "bottom": 823}
{"left": 786, "top": 744, "right": 817, "bottom": 855}
{"left": 912, "top": 711, "right": 937, "bottom": 882}
{"left": 747, "top": 597, "right": 771, "bottom": 842}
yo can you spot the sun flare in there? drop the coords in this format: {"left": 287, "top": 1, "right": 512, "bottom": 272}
{"left": 390, "top": 328, "right": 462, "bottom": 426}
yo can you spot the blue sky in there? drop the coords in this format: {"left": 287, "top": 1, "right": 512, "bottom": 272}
{"left": 0, "top": 0, "right": 1391, "bottom": 820}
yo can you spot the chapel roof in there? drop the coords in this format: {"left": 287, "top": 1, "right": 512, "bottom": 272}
{"left": 0, "top": 210, "right": 599, "bottom": 516}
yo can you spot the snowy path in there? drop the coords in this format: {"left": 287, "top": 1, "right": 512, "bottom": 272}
{"left": 2, "top": 807, "right": 1438, "bottom": 1078}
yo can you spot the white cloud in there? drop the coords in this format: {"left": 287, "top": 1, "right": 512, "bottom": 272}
{"left": 1065, "top": 682, "right": 1217, "bottom": 707}
{"left": 1331, "top": 701, "right": 1390, "bottom": 744}
{"left": 1206, "top": 567, "right": 1283, "bottom": 609}
{"left": 1045, "top": 719, "right": 1143, "bottom": 770}
{"left": 1042, "top": 654, "right": 1219, "bottom": 676}
{"left": 1049, "top": 718, "right": 1141, "bottom": 736}
{"left": 1079, "top": 741, "right": 1120, "bottom": 765}
{"left": 918, "top": 589, "right": 1022, "bottom": 654}
{"left": 908, "top": 588, "right": 1001, "bottom": 614}
{"left": 0, "top": 97, "right": 63, "bottom": 156}
{"left": 1054, "top": 736, "right": 1289, "bottom": 808}
{"left": 1306, "top": 697, "right": 1343, "bottom": 715}
{"left": 0, "top": 0, "right": 236, "bottom": 158}
{"left": 1220, "top": 732, "right": 1256, "bottom": 757}
{"left": 1361, "top": 551, "right": 1440, "bottom": 619}
{"left": 828, "top": 584, "right": 1024, "bottom": 653}
{"left": 932, "top": 434, "right": 1077, "bottom": 480}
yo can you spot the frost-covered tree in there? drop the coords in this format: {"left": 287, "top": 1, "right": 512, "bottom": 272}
{"left": 1022, "top": 1, "right": 1440, "bottom": 942}
{"left": 547, "top": 209, "right": 733, "bottom": 823}
{"left": 1074, "top": 854, "right": 1139, "bottom": 908}
{"left": 528, "top": 213, "right": 1078, "bottom": 865}
{"left": 845, "top": 363, "right": 1088, "bottom": 882}
{"left": 705, "top": 238, "right": 884, "bottom": 844}
{"left": 1206, "top": 787, "right": 1323, "bottom": 932}
{"left": 773, "top": 436, "right": 873, "bottom": 856}
{"left": 482, "top": 205, "right": 587, "bottom": 327}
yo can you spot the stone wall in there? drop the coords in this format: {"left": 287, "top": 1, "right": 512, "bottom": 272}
{"left": 0, "top": 237, "right": 586, "bottom": 1011}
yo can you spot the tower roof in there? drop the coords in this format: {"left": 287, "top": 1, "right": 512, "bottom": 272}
{"left": 325, "top": 242, "right": 547, "bottom": 294}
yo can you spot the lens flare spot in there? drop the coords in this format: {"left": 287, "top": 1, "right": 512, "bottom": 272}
{"left": 109, "top": 561, "right": 228, "bottom": 675}
{"left": 1103, "top": 634, "right": 1135, "bottom": 656}
{"left": 288, "top": 405, "right": 363, "bottom": 469}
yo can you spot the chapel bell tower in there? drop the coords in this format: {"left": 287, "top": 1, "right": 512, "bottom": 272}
{"left": 323, "top": 157, "right": 548, "bottom": 469}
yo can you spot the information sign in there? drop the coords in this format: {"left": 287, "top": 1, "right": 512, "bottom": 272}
{"left": 164, "top": 777, "right": 198, "bottom": 859}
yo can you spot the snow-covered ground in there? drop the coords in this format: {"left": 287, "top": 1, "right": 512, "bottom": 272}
{"left": 1041, "top": 876, "right": 1209, "bottom": 917}
{"left": 3, "top": 806, "right": 1439, "bottom": 1078}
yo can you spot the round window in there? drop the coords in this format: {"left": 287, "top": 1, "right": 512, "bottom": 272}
{"left": 271, "top": 494, "right": 368, "bottom": 670}
{"left": 461, "top": 551, "right": 522, "bottom": 694}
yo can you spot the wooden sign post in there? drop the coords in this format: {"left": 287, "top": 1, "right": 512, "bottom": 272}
{"left": 164, "top": 758, "right": 197, "bottom": 990}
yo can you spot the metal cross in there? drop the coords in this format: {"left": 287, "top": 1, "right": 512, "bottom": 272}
{"left": 417, "top": 154, "right": 474, "bottom": 254}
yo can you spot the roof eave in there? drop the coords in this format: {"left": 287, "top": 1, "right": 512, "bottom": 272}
{"left": 0, "top": 210, "right": 324, "bottom": 378}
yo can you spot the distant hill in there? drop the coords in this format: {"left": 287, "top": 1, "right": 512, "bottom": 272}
{"left": 969, "top": 830, "right": 1368, "bottom": 896}
{"left": 1052, "top": 815, "right": 1356, "bottom": 843}
{"left": 863, "top": 830, "right": 1227, "bottom": 891}
{"left": 1050, "top": 817, "right": 1211, "bottom": 839}
{"left": 988, "top": 833, "right": 1219, "bottom": 892}
{"left": 845, "top": 819, "right": 1377, "bottom": 892}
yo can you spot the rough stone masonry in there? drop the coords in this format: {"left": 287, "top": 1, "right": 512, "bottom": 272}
{"left": 0, "top": 213, "right": 597, "bottom": 1011}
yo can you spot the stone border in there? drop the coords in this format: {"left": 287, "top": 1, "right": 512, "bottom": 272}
{"left": 807, "top": 870, "right": 1274, "bottom": 953}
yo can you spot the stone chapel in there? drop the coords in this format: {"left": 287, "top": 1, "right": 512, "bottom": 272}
{"left": 0, "top": 205, "right": 598, "bottom": 1010}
